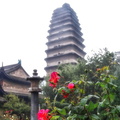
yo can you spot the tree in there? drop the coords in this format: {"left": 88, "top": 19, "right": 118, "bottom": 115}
{"left": 42, "top": 48, "right": 119, "bottom": 104}
{"left": 2, "top": 94, "right": 30, "bottom": 120}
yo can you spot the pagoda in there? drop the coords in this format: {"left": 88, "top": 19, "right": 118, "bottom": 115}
{"left": 45, "top": 3, "right": 86, "bottom": 74}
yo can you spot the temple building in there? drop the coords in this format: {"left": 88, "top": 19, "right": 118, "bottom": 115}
{"left": 45, "top": 3, "right": 86, "bottom": 74}
{"left": 0, "top": 61, "right": 30, "bottom": 102}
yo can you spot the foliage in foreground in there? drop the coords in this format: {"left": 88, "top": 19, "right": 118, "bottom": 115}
{"left": 0, "top": 94, "right": 30, "bottom": 120}
{"left": 40, "top": 66, "right": 120, "bottom": 120}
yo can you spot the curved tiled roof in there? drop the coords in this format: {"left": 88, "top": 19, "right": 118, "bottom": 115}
{"left": 0, "top": 68, "right": 30, "bottom": 85}
{"left": 0, "top": 62, "right": 29, "bottom": 76}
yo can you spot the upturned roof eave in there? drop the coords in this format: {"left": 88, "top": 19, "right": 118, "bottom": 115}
{"left": 1, "top": 63, "right": 29, "bottom": 76}
{"left": 0, "top": 69, "right": 30, "bottom": 86}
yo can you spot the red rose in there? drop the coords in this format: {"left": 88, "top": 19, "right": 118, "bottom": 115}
{"left": 37, "top": 109, "right": 50, "bottom": 120}
{"left": 61, "top": 90, "right": 69, "bottom": 98}
{"left": 49, "top": 72, "right": 60, "bottom": 88}
{"left": 67, "top": 83, "right": 75, "bottom": 89}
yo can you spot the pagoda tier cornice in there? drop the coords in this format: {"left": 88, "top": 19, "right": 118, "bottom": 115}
{"left": 50, "top": 16, "right": 78, "bottom": 26}
{"left": 47, "top": 29, "right": 83, "bottom": 41}
{"left": 52, "top": 10, "right": 77, "bottom": 21}
{"left": 44, "top": 62, "right": 77, "bottom": 71}
{"left": 45, "top": 44, "right": 86, "bottom": 55}
{"left": 44, "top": 65, "right": 58, "bottom": 70}
{"left": 49, "top": 18, "right": 80, "bottom": 29}
{"left": 45, "top": 52, "right": 82, "bottom": 61}
{"left": 51, "top": 14, "right": 78, "bottom": 25}
{"left": 53, "top": 10, "right": 71, "bottom": 17}
{"left": 48, "top": 24, "right": 81, "bottom": 34}
{"left": 46, "top": 36, "right": 85, "bottom": 48}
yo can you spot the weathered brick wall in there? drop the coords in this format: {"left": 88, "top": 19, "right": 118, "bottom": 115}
{"left": 2, "top": 80, "right": 30, "bottom": 95}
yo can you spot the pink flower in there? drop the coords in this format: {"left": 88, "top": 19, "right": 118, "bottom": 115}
{"left": 49, "top": 72, "right": 60, "bottom": 88}
{"left": 67, "top": 83, "right": 75, "bottom": 89}
{"left": 96, "top": 68, "right": 101, "bottom": 71}
{"left": 5, "top": 109, "right": 13, "bottom": 114}
{"left": 37, "top": 109, "right": 50, "bottom": 120}
{"left": 5, "top": 111, "right": 9, "bottom": 114}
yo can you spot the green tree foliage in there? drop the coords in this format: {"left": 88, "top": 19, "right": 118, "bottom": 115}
{"left": 86, "top": 48, "right": 116, "bottom": 73}
{"left": 58, "top": 48, "right": 115, "bottom": 81}
{"left": 2, "top": 94, "right": 30, "bottom": 119}
{"left": 58, "top": 60, "right": 87, "bottom": 83}
{"left": 112, "top": 63, "right": 120, "bottom": 104}
{"left": 57, "top": 49, "right": 116, "bottom": 95}
{"left": 42, "top": 48, "right": 120, "bottom": 104}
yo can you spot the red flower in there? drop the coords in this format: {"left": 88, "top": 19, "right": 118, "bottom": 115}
{"left": 37, "top": 109, "right": 50, "bottom": 120}
{"left": 97, "top": 68, "right": 101, "bottom": 71}
{"left": 49, "top": 72, "right": 60, "bottom": 88}
{"left": 5, "top": 111, "right": 9, "bottom": 114}
{"left": 49, "top": 83, "right": 57, "bottom": 88}
{"left": 5, "top": 109, "right": 13, "bottom": 114}
{"left": 61, "top": 90, "right": 69, "bottom": 98}
{"left": 67, "top": 83, "right": 75, "bottom": 89}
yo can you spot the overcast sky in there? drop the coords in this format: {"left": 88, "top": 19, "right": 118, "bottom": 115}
{"left": 0, "top": 0, "right": 120, "bottom": 76}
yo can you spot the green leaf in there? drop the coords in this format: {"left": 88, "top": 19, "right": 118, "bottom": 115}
{"left": 60, "top": 99, "right": 65, "bottom": 104}
{"left": 97, "top": 100, "right": 105, "bottom": 114}
{"left": 108, "top": 82, "right": 117, "bottom": 89}
{"left": 67, "top": 114, "right": 78, "bottom": 120}
{"left": 87, "top": 81, "right": 93, "bottom": 85}
{"left": 109, "top": 93, "right": 115, "bottom": 102}
{"left": 116, "top": 105, "right": 120, "bottom": 112}
{"left": 91, "top": 114, "right": 100, "bottom": 120}
{"left": 97, "top": 82, "right": 107, "bottom": 89}
{"left": 80, "top": 89, "right": 85, "bottom": 94}
{"left": 57, "top": 108, "right": 66, "bottom": 115}
{"left": 87, "top": 101, "right": 98, "bottom": 112}
{"left": 58, "top": 87, "right": 65, "bottom": 93}
{"left": 80, "top": 95, "right": 99, "bottom": 106}
{"left": 51, "top": 116, "right": 60, "bottom": 120}
{"left": 72, "top": 80, "right": 77, "bottom": 83}
{"left": 80, "top": 97, "right": 88, "bottom": 106}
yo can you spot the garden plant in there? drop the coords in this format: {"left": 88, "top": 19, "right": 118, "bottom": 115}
{"left": 38, "top": 66, "right": 120, "bottom": 120}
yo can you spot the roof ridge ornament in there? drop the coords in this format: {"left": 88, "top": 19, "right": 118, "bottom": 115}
{"left": 1, "top": 62, "right": 4, "bottom": 71}
{"left": 18, "top": 59, "right": 21, "bottom": 65}
{"left": 2, "top": 62, "right": 3, "bottom": 67}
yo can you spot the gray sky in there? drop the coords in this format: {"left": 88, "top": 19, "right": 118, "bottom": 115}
{"left": 0, "top": 0, "right": 120, "bottom": 76}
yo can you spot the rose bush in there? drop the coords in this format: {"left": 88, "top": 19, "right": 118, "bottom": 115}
{"left": 38, "top": 67, "right": 120, "bottom": 120}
